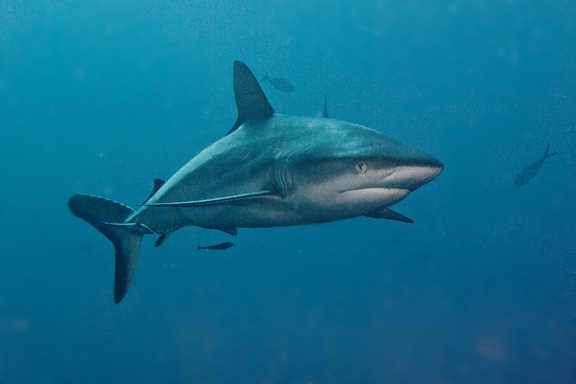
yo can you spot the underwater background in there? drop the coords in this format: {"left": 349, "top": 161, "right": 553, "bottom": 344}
{"left": 1, "top": 0, "right": 576, "bottom": 382}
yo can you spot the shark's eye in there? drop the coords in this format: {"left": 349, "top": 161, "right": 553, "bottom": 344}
{"left": 355, "top": 162, "right": 367, "bottom": 174}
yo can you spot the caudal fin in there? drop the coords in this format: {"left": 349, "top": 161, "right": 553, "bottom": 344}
{"left": 544, "top": 144, "right": 557, "bottom": 160}
{"left": 68, "top": 194, "right": 151, "bottom": 303}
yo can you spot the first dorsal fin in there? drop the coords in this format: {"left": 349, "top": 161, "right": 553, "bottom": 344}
{"left": 227, "top": 61, "right": 275, "bottom": 135}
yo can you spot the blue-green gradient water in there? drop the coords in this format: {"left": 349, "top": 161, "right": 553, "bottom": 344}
{"left": 1, "top": 1, "right": 576, "bottom": 382}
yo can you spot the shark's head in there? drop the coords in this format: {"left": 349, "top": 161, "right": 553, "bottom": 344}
{"left": 281, "top": 118, "right": 443, "bottom": 220}
{"left": 227, "top": 61, "right": 443, "bottom": 224}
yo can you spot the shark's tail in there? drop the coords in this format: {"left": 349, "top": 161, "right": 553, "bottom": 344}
{"left": 543, "top": 144, "right": 557, "bottom": 160}
{"left": 68, "top": 194, "right": 152, "bottom": 303}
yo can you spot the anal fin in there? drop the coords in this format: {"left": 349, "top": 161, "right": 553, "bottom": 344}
{"left": 155, "top": 229, "right": 176, "bottom": 247}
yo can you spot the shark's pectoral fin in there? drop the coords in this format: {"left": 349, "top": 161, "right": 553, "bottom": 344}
{"left": 227, "top": 61, "right": 275, "bottom": 135}
{"left": 141, "top": 190, "right": 280, "bottom": 208}
{"left": 365, "top": 207, "right": 414, "bottom": 223}
{"left": 142, "top": 179, "right": 166, "bottom": 204}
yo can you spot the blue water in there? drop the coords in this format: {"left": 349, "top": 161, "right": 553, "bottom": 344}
{"left": 1, "top": 1, "right": 576, "bottom": 382}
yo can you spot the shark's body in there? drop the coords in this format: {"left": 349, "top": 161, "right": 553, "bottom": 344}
{"left": 132, "top": 114, "right": 440, "bottom": 232}
{"left": 69, "top": 61, "right": 443, "bottom": 303}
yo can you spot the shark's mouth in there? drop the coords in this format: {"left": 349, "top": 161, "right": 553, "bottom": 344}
{"left": 339, "top": 187, "right": 411, "bottom": 207}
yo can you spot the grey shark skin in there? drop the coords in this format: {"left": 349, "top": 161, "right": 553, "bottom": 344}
{"left": 69, "top": 61, "right": 443, "bottom": 303}
{"left": 514, "top": 144, "right": 557, "bottom": 187}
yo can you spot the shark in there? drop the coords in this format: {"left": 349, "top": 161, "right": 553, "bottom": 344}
{"left": 69, "top": 61, "right": 443, "bottom": 303}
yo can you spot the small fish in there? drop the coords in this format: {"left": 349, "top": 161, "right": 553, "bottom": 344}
{"left": 197, "top": 242, "right": 234, "bottom": 251}
{"left": 323, "top": 95, "right": 329, "bottom": 118}
{"left": 514, "top": 144, "right": 557, "bottom": 187}
{"left": 260, "top": 73, "right": 295, "bottom": 92}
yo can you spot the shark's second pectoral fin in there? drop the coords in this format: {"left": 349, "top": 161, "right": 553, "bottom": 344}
{"left": 365, "top": 207, "right": 414, "bottom": 223}
{"left": 141, "top": 190, "right": 279, "bottom": 208}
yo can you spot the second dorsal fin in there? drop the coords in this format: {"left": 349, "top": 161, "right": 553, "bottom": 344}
{"left": 142, "top": 179, "right": 166, "bottom": 204}
{"left": 228, "top": 61, "right": 275, "bottom": 135}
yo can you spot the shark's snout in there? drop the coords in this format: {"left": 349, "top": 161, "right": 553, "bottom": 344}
{"left": 384, "top": 159, "right": 443, "bottom": 191}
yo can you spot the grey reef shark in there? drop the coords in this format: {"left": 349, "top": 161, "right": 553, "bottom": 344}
{"left": 69, "top": 61, "right": 444, "bottom": 303}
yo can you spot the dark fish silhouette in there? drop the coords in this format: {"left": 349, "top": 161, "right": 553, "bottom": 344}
{"left": 514, "top": 144, "right": 557, "bottom": 187}
{"left": 323, "top": 95, "right": 329, "bottom": 118}
{"left": 260, "top": 73, "right": 295, "bottom": 92}
{"left": 197, "top": 242, "right": 234, "bottom": 251}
